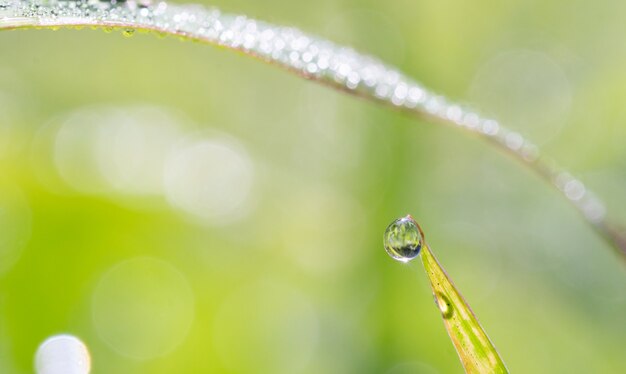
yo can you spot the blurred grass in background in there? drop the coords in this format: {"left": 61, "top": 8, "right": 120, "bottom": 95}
{"left": 1, "top": 0, "right": 625, "bottom": 372}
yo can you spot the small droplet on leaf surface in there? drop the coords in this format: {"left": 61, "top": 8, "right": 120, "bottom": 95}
{"left": 435, "top": 292, "right": 453, "bottom": 319}
{"left": 122, "top": 28, "right": 135, "bottom": 37}
{"left": 384, "top": 215, "right": 423, "bottom": 262}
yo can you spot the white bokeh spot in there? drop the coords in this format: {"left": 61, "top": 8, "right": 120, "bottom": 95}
{"left": 163, "top": 136, "right": 254, "bottom": 225}
{"left": 35, "top": 334, "right": 91, "bottom": 374}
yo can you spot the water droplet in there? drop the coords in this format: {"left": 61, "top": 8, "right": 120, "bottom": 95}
{"left": 122, "top": 28, "right": 135, "bottom": 37}
{"left": 383, "top": 215, "right": 423, "bottom": 262}
{"left": 434, "top": 292, "right": 453, "bottom": 319}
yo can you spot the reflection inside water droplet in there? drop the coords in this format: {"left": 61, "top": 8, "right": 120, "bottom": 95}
{"left": 383, "top": 215, "right": 423, "bottom": 262}
{"left": 434, "top": 292, "right": 453, "bottom": 319}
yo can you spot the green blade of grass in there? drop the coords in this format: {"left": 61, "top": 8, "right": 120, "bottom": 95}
{"left": 2, "top": 2, "right": 625, "bottom": 259}
{"left": 420, "top": 243, "right": 508, "bottom": 373}
{"left": 384, "top": 216, "right": 508, "bottom": 373}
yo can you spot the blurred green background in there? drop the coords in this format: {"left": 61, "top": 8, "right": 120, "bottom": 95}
{"left": 1, "top": 0, "right": 626, "bottom": 372}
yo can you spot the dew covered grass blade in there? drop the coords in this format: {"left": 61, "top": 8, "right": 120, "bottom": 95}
{"left": 1, "top": 0, "right": 625, "bottom": 258}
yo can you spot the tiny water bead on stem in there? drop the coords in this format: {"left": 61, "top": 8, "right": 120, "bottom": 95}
{"left": 384, "top": 215, "right": 508, "bottom": 374}
{"left": 383, "top": 215, "right": 423, "bottom": 262}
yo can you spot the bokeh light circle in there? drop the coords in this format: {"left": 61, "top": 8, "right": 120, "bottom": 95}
{"left": 94, "top": 106, "right": 185, "bottom": 196}
{"left": 280, "top": 186, "right": 366, "bottom": 275}
{"left": 52, "top": 105, "right": 186, "bottom": 196}
{"left": 213, "top": 279, "right": 318, "bottom": 373}
{"left": 35, "top": 334, "right": 91, "bottom": 374}
{"left": 163, "top": 136, "right": 254, "bottom": 225}
{"left": 91, "top": 257, "right": 195, "bottom": 360}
